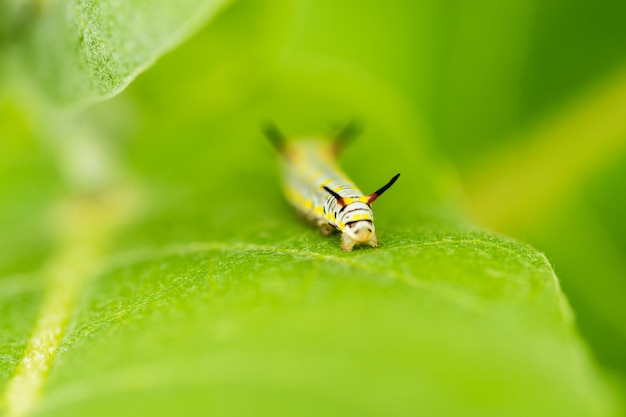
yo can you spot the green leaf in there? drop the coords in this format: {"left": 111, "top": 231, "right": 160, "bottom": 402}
{"left": 1, "top": 207, "right": 618, "bottom": 417}
{"left": 14, "top": 0, "right": 232, "bottom": 105}
{"left": 0, "top": 96, "right": 619, "bottom": 417}
{"left": 1, "top": 1, "right": 623, "bottom": 416}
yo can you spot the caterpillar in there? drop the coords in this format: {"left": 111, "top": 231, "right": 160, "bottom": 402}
{"left": 265, "top": 122, "right": 400, "bottom": 252}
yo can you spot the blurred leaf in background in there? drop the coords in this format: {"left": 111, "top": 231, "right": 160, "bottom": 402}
{"left": 1, "top": 0, "right": 625, "bottom": 416}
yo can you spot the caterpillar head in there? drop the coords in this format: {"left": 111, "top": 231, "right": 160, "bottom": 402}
{"left": 323, "top": 173, "right": 400, "bottom": 244}
{"left": 344, "top": 220, "right": 375, "bottom": 243}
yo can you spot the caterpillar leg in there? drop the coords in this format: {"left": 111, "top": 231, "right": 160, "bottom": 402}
{"left": 341, "top": 233, "right": 356, "bottom": 252}
{"left": 368, "top": 232, "right": 380, "bottom": 248}
{"left": 318, "top": 220, "right": 335, "bottom": 237}
{"left": 341, "top": 231, "right": 380, "bottom": 251}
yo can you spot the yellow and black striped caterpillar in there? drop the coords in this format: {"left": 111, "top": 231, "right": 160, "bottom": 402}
{"left": 265, "top": 123, "right": 400, "bottom": 252}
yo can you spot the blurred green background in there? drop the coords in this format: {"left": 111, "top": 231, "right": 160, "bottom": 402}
{"left": 1, "top": 0, "right": 626, "bottom": 415}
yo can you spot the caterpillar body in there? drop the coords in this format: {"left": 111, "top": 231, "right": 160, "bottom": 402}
{"left": 265, "top": 123, "right": 400, "bottom": 252}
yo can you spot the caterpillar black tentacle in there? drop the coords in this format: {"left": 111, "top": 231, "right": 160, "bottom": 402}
{"left": 332, "top": 120, "right": 362, "bottom": 156}
{"left": 266, "top": 124, "right": 400, "bottom": 252}
{"left": 262, "top": 121, "right": 287, "bottom": 154}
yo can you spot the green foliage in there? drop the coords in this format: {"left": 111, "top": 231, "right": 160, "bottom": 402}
{"left": 15, "top": 0, "right": 231, "bottom": 104}
{"left": 1, "top": 1, "right": 625, "bottom": 416}
{"left": 26, "top": 233, "right": 615, "bottom": 417}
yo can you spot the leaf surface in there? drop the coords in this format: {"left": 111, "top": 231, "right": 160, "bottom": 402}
{"left": 16, "top": 0, "right": 231, "bottom": 105}
{"left": 0, "top": 2, "right": 622, "bottom": 416}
